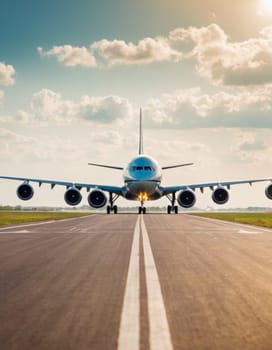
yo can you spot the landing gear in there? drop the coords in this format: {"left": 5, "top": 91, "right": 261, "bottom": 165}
{"left": 107, "top": 204, "right": 118, "bottom": 214}
{"left": 138, "top": 206, "right": 146, "bottom": 214}
{"left": 166, "top": 193, "right": 179, "bottom": 214}
{"left": 167, "top": 205, "right": 178, "bottom": 214}
{"left": 113, "top": 205, "right": 118, "bottom": 214}
{"left": 107, "top": 205, "right": 118, "bottom": 214}
{"left": 106, "top": 193, "right": 119, "bottom": 214}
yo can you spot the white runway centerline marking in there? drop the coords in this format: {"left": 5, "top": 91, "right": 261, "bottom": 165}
{"left": 141, "top": 216, "right": 173, "bottom": 350}
{"left": 118, "top": 216, "right": 140, "bottom": 350}
{"left": 118, "top": 215, "right": 173, "bottom": 350}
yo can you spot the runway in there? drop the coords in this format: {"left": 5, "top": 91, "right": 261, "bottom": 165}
{"left": 1, "top": 214, "right": 272, "bottom": 350}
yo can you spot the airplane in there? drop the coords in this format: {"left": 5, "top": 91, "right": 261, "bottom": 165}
{"left": 0, "top": 109, "right": 272, "bottom": 214}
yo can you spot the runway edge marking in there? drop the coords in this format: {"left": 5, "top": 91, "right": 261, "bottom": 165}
{"left": 118, "top": 216, "right": 140, "bottom": 350}
{"left": 141, "top": 215, "right": 174, "bottom": 350}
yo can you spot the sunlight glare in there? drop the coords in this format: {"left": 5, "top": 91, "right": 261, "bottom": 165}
{"left": 259, "top": 0, "right": 272, "bottom": 15}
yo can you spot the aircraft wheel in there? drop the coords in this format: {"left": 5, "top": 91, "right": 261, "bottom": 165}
{"left": 107, "top": 205, "right": 111, "bottom": 214}
{"left": 174, "top": 206, "right": 178, "bottom": 214}
{"left": 113, "top": 205, "right": 118, "bottom": 214}
{"left": 167, "top": 205, "right": 172, "bottom": 214}
{"left": 138, "top": 207, "right": 142, "bottom": 214}
{"left": 143, "top": 207, "right": 146, "bottom": 214}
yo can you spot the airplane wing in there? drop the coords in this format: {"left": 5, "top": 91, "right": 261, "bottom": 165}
{"left": 161, "top": 178, "right": 272, "bottom": 195}
{"left": 0, "top": 175, "right": 124, "bottom": 194}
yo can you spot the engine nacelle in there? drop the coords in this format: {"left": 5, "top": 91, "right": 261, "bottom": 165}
{"left": 212, "top": 187, "right": 229, "bottom": 205}
{"left": 88, "top": 189, "right": 107, "bottom": 208}
{"left": 265, "top": 184, "right": 272, "bottom": 200}
{"left": 17, "top": 183, "right": 34, "bottom": 201}
{"left": 64, "top": 187, "right": 82, "bottom": 206}
{"left": 123, "top": 191, "right": 138, "bottom": 201}
{"left": 177, "top": 190, "right": 196, "bottom": 208}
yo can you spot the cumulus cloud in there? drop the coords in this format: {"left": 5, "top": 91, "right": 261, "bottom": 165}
{"left": 0, "top": 62, "right": 15, "bottom": 86}
{"left": 31, "top": 89, "right": 77, "bottom": 122}
{"left": 39, "top": 37, "right": 181, "bottom": 67}
{"left": 145, "top": 86, "right": 272, "bottom": 128}
{"left": 170, "top": 23, "right": 272, "bottom": 85}
{"left": 38, "top": 24, "right": 272, "bottom": 86}
{"left": 79, "top": 95, "right": 132, "bottom": 122}
{"left": 28, "top": 88, "right": 132, "bottom": 124}
{"left": 91, "top": 37, "right": 182, "bottom": 65}
{"left": 38, "top": 45, "right": 96, "bottom": 67}
{"left": 5, "top": 85, "right": 272, "bottom": 129}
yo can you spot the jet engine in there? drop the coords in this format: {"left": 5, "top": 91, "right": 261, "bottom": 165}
{"left": 265, "top": 184, "right": 272, "bottom": 200}
{"left": 212, "top": 187, "right": 229, "bottom": 205}
{"left": 64, "top": 187, "right": 82, "bottom": 206}
{"left": 17, "top": 183, "right": 34, "bottom": 201}
{"left": 177, "top": 190, "right": 196, "bottom": 208}
{"left": 88, "top": 189, "right": 107, "bottom": 208}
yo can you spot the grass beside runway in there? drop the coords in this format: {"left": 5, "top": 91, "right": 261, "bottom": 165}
{"left": 190, "top": 212, "right": 272, "bottom": 228}
{"left": 0, "top": 211, "right": 92, "bottom": 226}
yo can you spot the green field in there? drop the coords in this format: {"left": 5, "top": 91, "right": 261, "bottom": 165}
{"left": 191, "top": 212, "right": 272, "bottom": 228}
{"left": 0, "top": 211, "right": 92, "bottom": 226}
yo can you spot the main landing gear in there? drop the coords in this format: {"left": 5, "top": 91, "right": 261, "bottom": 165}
{"left": 107, "top": 205, "right": 118, "bottom": 214}
{"left": 106, "top": 193, "right": 119, "bottom": 214}
{"left": 167, "top": 205, "right": 178, "bottom": 214}
{"left": 166, "top": 192, "right": 179, "bottom": 214}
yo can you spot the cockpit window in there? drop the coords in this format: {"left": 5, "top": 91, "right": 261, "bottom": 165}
{"left": 130, "top": 165, "right": 155, "bottom": 171}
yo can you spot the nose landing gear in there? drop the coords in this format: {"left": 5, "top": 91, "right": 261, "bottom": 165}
{"left": 138, "top": 198, "right": 147, "bottom": 214}
{"left": 138, "top": 206, "right": 146, "bottom": 214}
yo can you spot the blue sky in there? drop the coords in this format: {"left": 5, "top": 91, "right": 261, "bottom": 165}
{"left": 1, "top": 0, "right": 272, "bottom": 208}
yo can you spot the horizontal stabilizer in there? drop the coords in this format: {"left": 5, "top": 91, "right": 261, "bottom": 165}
{"left": 88, "top": 163, "right": 123, "bottom": 170}
{"left": 162, "top": 163, "right": 194, "bottom": 170}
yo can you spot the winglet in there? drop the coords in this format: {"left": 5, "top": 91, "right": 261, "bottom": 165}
{"left": 139, "top": 108, "right": 143, "bottom": 155}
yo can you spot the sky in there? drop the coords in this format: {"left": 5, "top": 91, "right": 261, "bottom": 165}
{"left": 1, "top": 0, "right": 272, "bottom": 209}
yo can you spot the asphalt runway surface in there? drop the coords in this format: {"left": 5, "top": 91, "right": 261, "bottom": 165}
{"left": 1, "top": 214, "right": 272, "bottom": 350}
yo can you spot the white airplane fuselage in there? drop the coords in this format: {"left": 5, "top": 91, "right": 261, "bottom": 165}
{"left": 123, "top": 154, "right": 162, "bottom": 201}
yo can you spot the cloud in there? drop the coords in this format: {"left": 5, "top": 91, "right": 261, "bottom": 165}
{"left": 91, "top": 37, "right": 182, "bottom": 65}
{"left": 38, "top": 24, "right": 272, "bottom": 86}
{"left": 38, "top": 45, "right": 96, "bottom": 67}
{"left": 145, "top": 86, "right": 272, "bottom": 128}
{"left": 170, "top": 23, "right": 272, "bottom": 86}
{"left": 0, "top": 62, "right": 15, "bottom": 86}
{"left": 3, "top": 85, "right": 272, "bottom": 129}
{"left": 26, "top": 89, "right": 133, "bottom": 124}
{"left": 39, "top": 37, "right": 181, "bottom": 67}
{"left": 31, "top": 89, "right": 77, "bottom": 122}
{"left": 79, "top": 95, "right": 132, "bottom": 122}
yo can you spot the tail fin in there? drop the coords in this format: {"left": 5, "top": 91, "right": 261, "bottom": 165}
{"left": 139, "top": 108, "right": 143, "bottom": 155}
